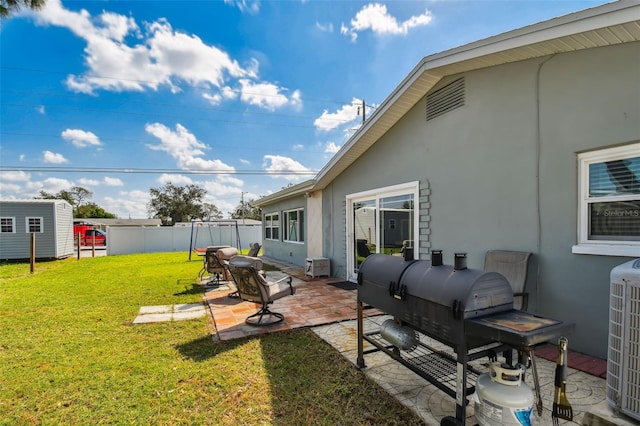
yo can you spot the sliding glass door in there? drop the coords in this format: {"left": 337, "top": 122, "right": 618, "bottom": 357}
{"left": 346, "top": 182, "right": 418, "bottom": 280}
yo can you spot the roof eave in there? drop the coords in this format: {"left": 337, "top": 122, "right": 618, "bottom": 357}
{"left": 254, "top": 179, "right": 316, "bottom": 207}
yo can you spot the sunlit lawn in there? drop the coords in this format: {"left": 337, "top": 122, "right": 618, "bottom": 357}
{"left": 0, "top": 252, "right": 424, "bottom": 425}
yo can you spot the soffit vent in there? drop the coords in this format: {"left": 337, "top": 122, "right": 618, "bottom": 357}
{"left": 426, "top": 77, "right": 465, "bottom": 121}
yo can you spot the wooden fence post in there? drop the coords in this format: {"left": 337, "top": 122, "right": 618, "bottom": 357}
{"left": 30, "top": 233, "right": 35, "bottom": 273}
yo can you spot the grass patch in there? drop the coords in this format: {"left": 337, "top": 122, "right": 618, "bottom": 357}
{"left": 0, "top": 252, "right": 424, "bottom": 425}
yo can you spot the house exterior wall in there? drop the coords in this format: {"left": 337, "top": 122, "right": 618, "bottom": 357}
{"left": 306, "top": 190, "right": 323, "bottom": 258}
{"left": 0, "top": 200, "right": 74, "bottom": 260}
{"left": 261, "top": 194, "right": 308, "bottom": 266}
{"left": 323, "top": 42, "right": 640, "bottom": 358}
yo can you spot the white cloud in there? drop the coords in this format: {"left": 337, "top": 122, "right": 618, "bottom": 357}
{"left": 314, "top": 98, "right": 361, "bottom": 131}
{"left": 325, "top": 142, "right": 341, "bottom": 154}
{"left": 103, "top": 190, "right": 150, "bottom": 218}
{"left": 157, "top": 173, "right": 193, "bottom": 185}
{"left": 61, "top": 128, "right": 102, "bottom": 148}
{"left": 146, "top": 123, "right": 239, "bottom": 198}
{"left": 316, "top": 22, "right": 334, "bottom": 33}
{"left": 224, "top": 0, "right": 260, "bottom": 14}
{"left": 42, "top": 150, "right": 68, "bottom": 164}
{"left": 0, "top": 170, "right": 31, "bottom": 182}
{"left": 0, "top": 171, "right": 29, "bottom": 196}
{"left": 239, "top": 158, "right": 250, "bottom": 165}
{"left": 262, "top": 154, "right": 312, "bottom": 181}
{"left": 0, "top": 182, "right": 22, "bottom": 195}
{"left": 342, "top": 3, "right": 432, "bottom": 42}
{"left": 77, "top": 177, "right": 100, "bottom": 186}
{"left": 239, "top": 79, "right": 302, "bottom": 111}
{"left": 27, "top": 177, "right": 74, "bottom": 194}
{"left": 202, "top": 86, "right": 238, "bottom": 105}
{"left": 31, "top": 0, "right": 297, "bottom": 111}
{"left": 36, "top": 105, "right": 45, "bottom": 114}
{"left": 103, "top": 176, "right": 124, "bottom": 186}
{"left": 201, "top": 181, "right": 245, "bottom": 215}
{"left": 292, "top": 144, "right": 304, "bottom": 151}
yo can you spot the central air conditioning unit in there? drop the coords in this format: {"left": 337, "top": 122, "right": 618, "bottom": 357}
{"left": 607, "top": 258, "right": 640, "bottom": 422}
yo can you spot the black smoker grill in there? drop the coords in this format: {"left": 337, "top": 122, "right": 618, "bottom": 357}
{"left": 356, "top": 251, "right": 574, "bottom": 426}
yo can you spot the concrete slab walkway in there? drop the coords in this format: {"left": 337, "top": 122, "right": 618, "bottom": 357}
{"left": 132, "top": 303, "right": 207, "bottom": 323}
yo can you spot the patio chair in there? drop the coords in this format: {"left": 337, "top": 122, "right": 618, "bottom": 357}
{"left": 247, "top": 242, "right": 261, "bottom": 257}
{"left": 484, "top": 250, "right": 532, "bottom": 311}
{"left": 227, "top": 260, "right": 295, "bottom": 326}
{"left": 226, "top": 254, "right": 265, "bottom": 298}
{"left": 200, "top": 246, "right": 237, "bottom": 285}
{"left": 215, "top": 247, "right": 239, "bottom": 281}
{"left": 199, "top": 246, "right": 226, "bottom": 285}
{"left": 356, "top": 239, "right": 371, "bottom": 258}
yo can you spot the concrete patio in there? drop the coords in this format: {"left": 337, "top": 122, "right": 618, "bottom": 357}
{"left": 201, "top": 258, "right": 634, "bottom": 426}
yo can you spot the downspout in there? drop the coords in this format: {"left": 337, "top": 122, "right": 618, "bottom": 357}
{"left": 535, "top": 54, "right": 556, "bottom": 311}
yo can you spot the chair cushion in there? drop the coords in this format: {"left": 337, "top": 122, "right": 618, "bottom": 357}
{"left": 230, "top": 254, "right": 263, "bottom": 271}
{"left": 217, "top": 247, "right": 239, "bottom": 261}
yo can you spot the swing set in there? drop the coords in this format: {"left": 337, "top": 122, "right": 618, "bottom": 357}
{"left": 188, "top": 220, "right": 242, "bottom": 261}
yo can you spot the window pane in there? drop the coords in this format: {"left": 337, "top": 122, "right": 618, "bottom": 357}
{"left": 380, "top": 194, "right": 414, "bottom": 255}
{"left": 287, "top": 211, "right": 297, "bottom": 241}
{"left": 299, "top": 210, "right": 304, "bottom": 242}
{"left": 589, "top": 157, "right": 640, "bottom": 197}
{"left": 28, "top": 218, "right": 42, "bottom": 233}
{"left": 1, "top": 218, "right": 13, "bottom": 233}
{"left": 354, "top": 200, "right": 376, "bottom": 272}
{"left": 589, "top": 200, "right": 640, "bottom": 241}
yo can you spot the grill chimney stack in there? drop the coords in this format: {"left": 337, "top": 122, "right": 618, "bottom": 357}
{"left": 454, "top": 253, "right": 467, "bottom": 271}
{"left": 431, "top": 250, "right": 443, "bottom": 266}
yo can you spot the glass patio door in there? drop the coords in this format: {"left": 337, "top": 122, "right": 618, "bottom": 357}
{"left": 347, "top": 182, "right": 419, "bottom": 281}
{"left": 352, "top": 199, "right": 376, "bottom": 276}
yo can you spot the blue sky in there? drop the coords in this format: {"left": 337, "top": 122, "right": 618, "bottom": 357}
{"left": 0, "top": 0, "right": 611, "bottom": 218}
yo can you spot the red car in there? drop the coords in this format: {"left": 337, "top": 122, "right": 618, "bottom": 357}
{"left": 74, "top": 225, "right": 107, "bottom": 246}
{"left": 82, "top": 229, "right": 107, "bottom": 246}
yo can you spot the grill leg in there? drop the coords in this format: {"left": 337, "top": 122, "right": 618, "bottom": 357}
{"left": 455, "top": 346, "right": 468, "bottom": 425}
{"left": 356, "top": 298, "right": 365, "bottom": 369}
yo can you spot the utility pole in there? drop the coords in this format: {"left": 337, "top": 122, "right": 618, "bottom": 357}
{"left": 362, "top": 99, "right": 365, "bottom": 123}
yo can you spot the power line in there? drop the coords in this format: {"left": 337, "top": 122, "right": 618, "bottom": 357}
{"left": 2, "top": 103, "right": 318, "bottom": 130}
{"left": 0, "top": 166, "right": 318, "bottom": 175}
{"left": 0, "top": 89, "right": 350, "bottom": 123}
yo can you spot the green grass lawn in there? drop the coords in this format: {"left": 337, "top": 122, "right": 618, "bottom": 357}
{"left": 0, "top": 252, "right": 424, "bottom": 425}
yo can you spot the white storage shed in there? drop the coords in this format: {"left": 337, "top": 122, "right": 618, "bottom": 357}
{"left": 0, "top": 200, "right": 75, "bottom": 260}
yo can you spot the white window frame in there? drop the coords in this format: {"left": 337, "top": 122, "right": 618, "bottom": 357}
{"left": 26, "top": 217, "right": 44, "bottom": 233}
{"left": 264, "top": 213, "right": 280, "bottom": 241}
{"left": 1, "top": 217, "right": 16, "bottom": 233}
{"left": 346, "top": 181, "right": 420, "bottom": 281}
{"left": 283, "top": 208, "right": 304, "bottom": 244}
{"left": 572, "top": 143, "right": 640, "bottom": 257}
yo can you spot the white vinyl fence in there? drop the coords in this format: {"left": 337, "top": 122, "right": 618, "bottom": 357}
{"left": 106, "top": 225, "right": 262, "bottom": 255}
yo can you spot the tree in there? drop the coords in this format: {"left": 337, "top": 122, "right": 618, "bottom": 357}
{"left": 147, "top": 182, "right": 207, "bottom": 226}
{"left": 202, "top": 203, "right": 223, "bottom": 221}
{"left": 231, "top": 199, "right": 262, "bottom": 221}
{"left": 35, "top": 186, "right": 115, "bottom": 218}
{"left": 1, "top": 0, "right": 46, "bottom": 18}
{"left": 76, "top": 203, "right": 116, "bottom": 219}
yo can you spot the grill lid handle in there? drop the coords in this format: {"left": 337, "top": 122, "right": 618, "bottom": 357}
{"left": 388, "top": 281, "right": 407, "bottom": 300}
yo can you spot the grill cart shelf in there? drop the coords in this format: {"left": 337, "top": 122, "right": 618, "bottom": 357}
{"left": 361, "top": 329, "right": 494, "bottom": 400}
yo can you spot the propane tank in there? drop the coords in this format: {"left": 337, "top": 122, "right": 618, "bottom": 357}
{"left": 474, "top": 363, "right": 534, "bottom": 426}
{"left": 379, "top": 319, "right": 419, "bottom": 351}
